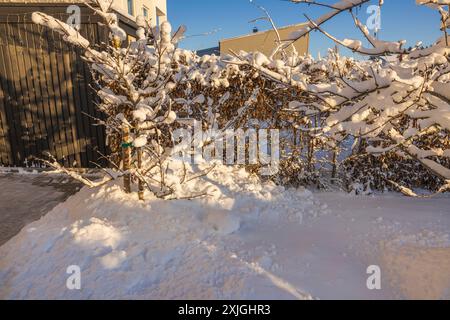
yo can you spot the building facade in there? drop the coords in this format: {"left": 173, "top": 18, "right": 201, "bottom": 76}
{"left": 112, "top": 0, "right": 167, "bottom": 26}
{"left": 0, "top": 0, "right": 167, "bottom": 26}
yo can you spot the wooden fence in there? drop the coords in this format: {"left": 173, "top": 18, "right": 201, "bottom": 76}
{"left": 0, "top": 4, "right": 136, "bottom": 168}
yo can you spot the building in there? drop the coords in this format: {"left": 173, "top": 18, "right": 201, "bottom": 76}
{"left": 0, "top": 1, "right": 167, "bottom": 168}
{"left": 220, "top": 23, "right": 309, "bottom": 57}
{"left": 111, "top": 0, "right": 167, "bottom": 26}
{"left": 0, "top": 0, "right": 167, "bottom": 25}
{"left": 197, "top": 46, "right": 220, "bottom": 57}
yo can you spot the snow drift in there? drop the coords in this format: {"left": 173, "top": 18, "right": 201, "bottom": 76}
{"left": 0, "top": 164, "right": 317, "bottom": 299}
{"left": 1, "top": 164, "right": 450, "bottom": 299}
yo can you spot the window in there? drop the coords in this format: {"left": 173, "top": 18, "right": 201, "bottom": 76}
{"left": 127, "top": 0, "right": 134, "bottom": 16}
{"left": 142, "top": 6, "right": 148, "bottom": 18}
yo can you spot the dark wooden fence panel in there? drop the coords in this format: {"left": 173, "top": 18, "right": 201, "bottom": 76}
{"left": 0, "top": 4, "right": 137, "bottom": 168}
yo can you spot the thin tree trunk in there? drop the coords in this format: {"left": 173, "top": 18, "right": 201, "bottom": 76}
{"left": 122, "top": 124, "right": 132, "bottom": 194}
{"left": 136, "top": 124, "right": 145, "bottom": 201}
{"left": 137, "top": 148, "right": 144, "bottom": 200}
{"left": 331, "top": 149, "right": 338, "bottom": 182}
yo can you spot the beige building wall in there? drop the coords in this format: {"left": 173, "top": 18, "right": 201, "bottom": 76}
{"left": 220, "top": 23, "right": 309, "bottom": 57}
{"left": 112, "top": 0, "right": 167, "bottom": 26}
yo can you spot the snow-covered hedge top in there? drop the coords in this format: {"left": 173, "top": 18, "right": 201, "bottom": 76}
{"left": 31, "top": 0, "right": 449, "bottom": 197}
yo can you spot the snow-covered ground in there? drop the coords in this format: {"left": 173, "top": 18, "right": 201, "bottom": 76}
{"left": 0, "top": 165, "right": 449, "bottom": 300}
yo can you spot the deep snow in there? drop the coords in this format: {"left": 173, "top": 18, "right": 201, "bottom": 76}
{"left": 0, "top": 165, "right": 449, "bottom": 300}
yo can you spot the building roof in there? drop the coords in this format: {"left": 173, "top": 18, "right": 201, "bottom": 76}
{"left": 197, "top": 47, "right": 220, "bottom": 57}
{"left": 220, "top": 22, "right": 309, "bottom": 43}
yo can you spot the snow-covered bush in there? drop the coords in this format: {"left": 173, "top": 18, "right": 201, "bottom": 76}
{"left": 32, "top": 0, "right": 449, "bottom": 198}
{"left": 221, "top": 0, "right": 450, "bottom": 196}
{"left": 168, "top": 50, "right": 356, "bottom": 188}
{"left": 169, "top": 30, "right": 449, "bottom": 195}
{"left": 32, "top": 0, "right": 214, "bottom": 200}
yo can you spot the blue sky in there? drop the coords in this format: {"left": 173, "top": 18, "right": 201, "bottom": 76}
{"left": 167, "top": 0, "right": 443, "bottom": 58}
